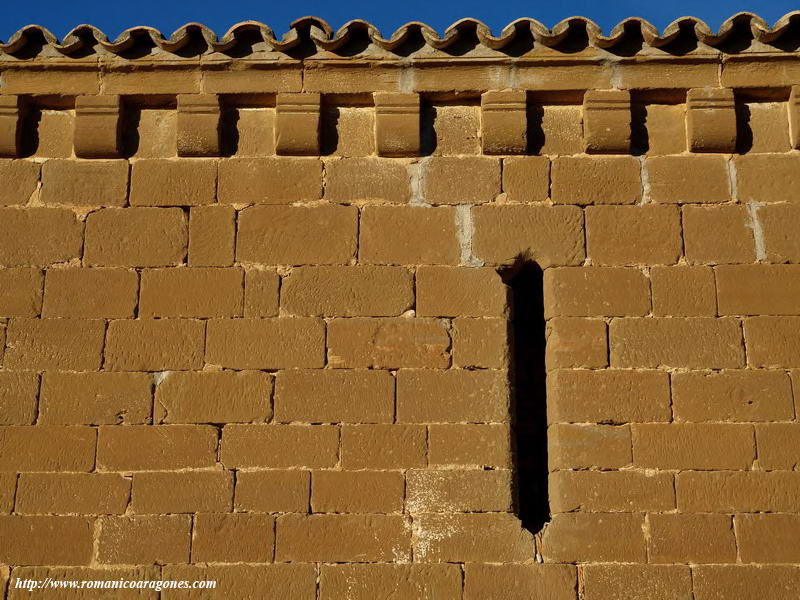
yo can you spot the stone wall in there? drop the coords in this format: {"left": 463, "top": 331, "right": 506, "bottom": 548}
{"left": 0, "top": 15, "right": 799, "bottom": 599}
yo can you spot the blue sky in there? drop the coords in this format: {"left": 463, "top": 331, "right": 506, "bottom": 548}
{"left": 0, "top": 0, "right": 797, "bottom": 40}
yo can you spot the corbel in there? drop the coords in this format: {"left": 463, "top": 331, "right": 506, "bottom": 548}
{"left": 480, "top": 90, "right": 527, "bottom": 155}
{"left": 0, "top": 95, "right": 25, "bottom": 157}
{"left": 74, "top": 94, "right": 122, "bottom": 158}
{"left": 789, "top": 85, "right": 800, "bottom": 150}
{"left": 374, "top": 92, "right": 419, "bottom": 157}
{"left": 177, "top": 94, "right": 221, "bottom": 157}
{"left": 583, "top": 89, "right": 631, "bottom": 154}
{"left": 275, "top": 92, "right": 320, "bottom": 155}
{"left": 686, "top": 88, "right": 736, "bottom": 153}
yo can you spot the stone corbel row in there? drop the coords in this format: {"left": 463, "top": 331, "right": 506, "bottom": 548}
{"left": 2, "top": 88, "right": 800, "bottom": 157}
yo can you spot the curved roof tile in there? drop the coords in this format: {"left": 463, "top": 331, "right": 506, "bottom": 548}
{"left": 1, "top": 12, "right": 799, "bottom": 58}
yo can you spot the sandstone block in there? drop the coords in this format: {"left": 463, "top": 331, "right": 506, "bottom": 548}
{"left": 97, "top": 425, "right": 217, "bottom": 471}
{"left": 237, "top": 205, "right": 356, "bottom": 265}
{"left": 105, "top": 319, "right": 205, "bottom": 371}
{"left": 206, "top": 318, "right": 324, "bottom": 369}
{"left": 221, "top": 424, "right": 338, "bottom": 468}
{"left": 274, "top": 369, "right": 394, "bottom": 423}
{"left": 84, "top": 207, "right": 187, "bottom": 267}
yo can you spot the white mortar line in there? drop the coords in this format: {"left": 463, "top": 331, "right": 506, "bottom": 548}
{"left": 746, "top": 201, "right": 767, "bottom": 261}
{"left": 455, "top": 205, "right": 484, "bottom": 267}
{"left": 408, "top": 157, "right": 432, "bottom": 207}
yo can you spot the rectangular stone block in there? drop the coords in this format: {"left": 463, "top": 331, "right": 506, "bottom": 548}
{"left": 139, "top": 267, "right": 243, "bottom": 318}
{"left": 312, "top": 470, "right": 404, "bottom": 513}
{"left": 281, "top": 266, "right": 413, "bottom": 317}
{"left": 84, "top": 207, "right": 187, "bottom": 267}
{"left": 0, "top": 372, "right": 38, "bottom": 425}
{"left": 544, "top": 266, "right": 650, "bottom": 317}
{"left": 341, "top": 424, "right": 426, "bottom": 469}
{"left": 744, "top": 317, "right": 800, "bottom": 367}
{"left": 502, "top": 156, "right": 549, "bottom": 203}
{"left": 610, "top": 317, "right": 745, "bottom": 369}
{"left": 549, "top": 424, "right": 632, "bottom": 469}
{"left": 130, "top": 159, "right": 217, "bottom": 207}
{"left": 131, "top": 471, "right": 232, "bottom": 514}
{"left": 736, "top": 514, "right": 800, "bottom": 563}
{"left": 552, "top": 156, "right": 640, "bottom": 205}
{"left": 276, "top": 514, "right": 410, "bottom": 562}
{"left": 42, "top": 267, "right": 137, "bottom": 318}
{"left": 0, "top": 426, "right": 96, "bottom": 472}
{"left": 274, "top": 369, "right": 394, "bottom": 423}
{"left": 651, "top": 265, "right": 716, "bottom": 316}
{"left": 633, "top": 423, "right": 755, "bottom": 470}
{"left": 396, "top": 369, "right": 509, "bottom": 423}
{"left": 328, "top": 317, "right": 450, "bottom": 369}
{"left": 155, "top": 370, "right": 271, "bottom": 424}
{"left": 359, "top": 206, "right": 460, "bottom": 266}
{"left": 583, "top": 565, "right": 692, "bottom": 600}
{"left": 413, "top": 513, "right": 532, "bottom": 562}
{"left": 188, "top": 205, "right": 235, "bottom": 266}
{"left": 161, "top": 564, "right": 315, "bottom": 599}
{"left": 97, "top": 425, "right": 217, "bottom": 471}
{"left": 105, "top": 319, "right": 205, "bottom": 371}
{"left": 41, "top": 159, "right": 129, "bottom": 207}
{"left": 673, "top": 370, "right": 794, "bottom": 422}
{"left": 237, "top": 205, "right": 357, "bottom": 265}
{"left": 406, "top": 469, "right": 512, "bottom": 513}
{"left": 0, "top": 159, "right": 39, "bottom": 206}
{"left": 206, "top": 318, "right": 325, "bottom": 369}
{"left": 322, "top": 565, "right": 462, "bottom": 600}
{"left": 683, "top": 205, "right": 755, "bottom": 264}
{"left": 677, "top": 471, "right": 800, "bottom": 512}
{"left": 649, "top": 513, "right": 737, "bottom": 563}
{"left": 586, "top": 205, "right": 681, "bottom": 265}
{"left": 646, "top": 155, "right": 731, "bottom": 203}
{"left": 452, "top": 317, "right": 509, "bottom": 368}
{"left": 472, "top": 205, "right": 585, "bottom": 267}
{"left": 548, "top": 369, "right": 671, "bottom": 424}
{"left": 756, "top": 424, "right": 800, "bottom": 470}
{"left": 16, "top": 473, "right": 130, "bottom": 515}
{"left": 0, "top": 268, "right": 43, "bottom": 317}
{"left": 219, "top": 158, "right": 322, "bottom": 204}
{"left": 234, "top": 470, "right": 310, "bottom": 513}
{"left": 324, "top": 157, "right": 409, "bottom": 203}
{"left": 0, "top": 516, "right": 93, "bottom": 566}
{"left": 4, "top": 318, "right": 105, "bottom": 370}
{"left": 544, "top": 317, "right": 606, "bottom": 369}
{"left": 98, "top": 515, "right": 190, "bottom": 565}
{"left": 464, "top": 564, "right": 576, "bottom": 600}
{"left": 221, "top": 424, "right": 338, "bottom": 468}
{"left": 542, "top": 512, "right": 646, "bottom": 563}
{"left": 417, "top": 266, "right": 507, "bottom": 317}
{"left": 39, "top": 372, "right": 152, "bottom": 425}
{"left": 736, "top": 154, "right": 800, "bottom": 204}
{"left": 192, "top": 513, "right": 274, "bottom": 563}
{"left": 550, "top": 470, "right": 675, "bottom": 513}
{"left": 717, "top": 264, "right": 800, "bottom": 315}
{"left": 0, "top": 207, "right": 83, "bottom": 267}
{"left": 429, "top": 423, "right": 511, "bottom": 468}
{"left": 693, "top": 566, "right": 800, "bottom": 600}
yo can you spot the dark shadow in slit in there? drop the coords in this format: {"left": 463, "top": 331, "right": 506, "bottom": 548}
{"left": 500, "top": 256, "right": 549, "bottom": 534}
